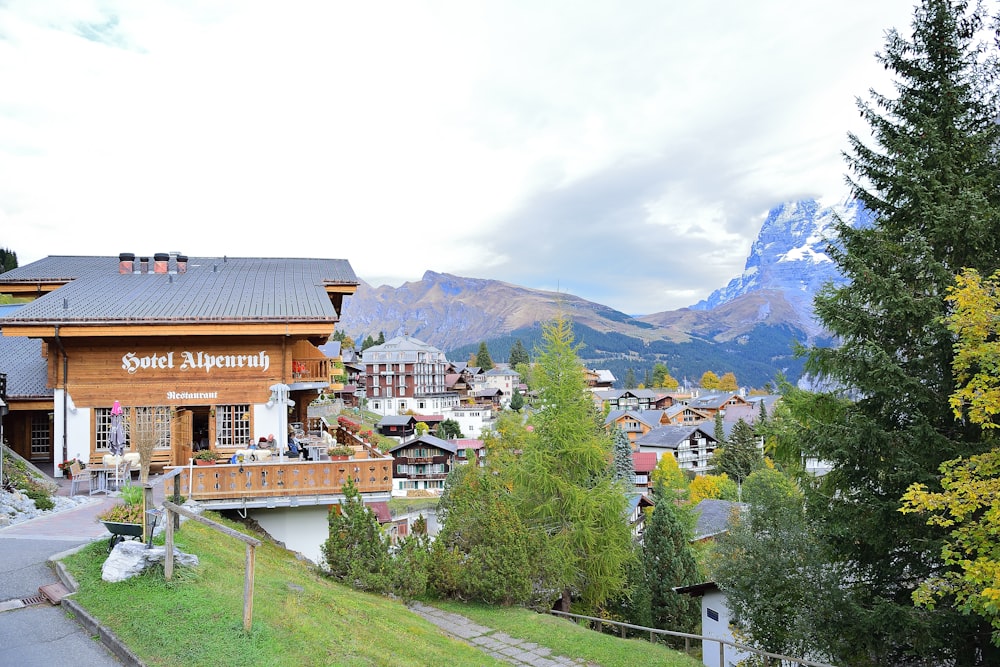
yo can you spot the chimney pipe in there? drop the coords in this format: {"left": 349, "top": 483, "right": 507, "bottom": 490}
{"left": 154, "top": 253, "right": 169, "bottom": 274}
{"left": 139, "top": 257, "right": 150, "bottom": 274}
{"left": 118, "top": 253, "right": 135, "bottom": 275}
{"left": 176, "top": 255, "right": 188, "bottom": 274}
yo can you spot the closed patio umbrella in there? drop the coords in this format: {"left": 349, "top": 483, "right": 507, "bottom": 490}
{"left": 109, "top": 400, "right": 126, "bottom": 456}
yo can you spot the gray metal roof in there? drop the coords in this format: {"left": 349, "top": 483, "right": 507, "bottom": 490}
{"left": 0, "top": 336, "right": 50, "bottom": 398}
{"left": 693, "top": 499, "right": 745, "bottom": 540}
{"left": 387, "top": 434, "right": 457, "bottom": 455}
{"left": 636, "top": 424, "right": 716, "bottom": 449}
{"left": 0, "top": 255, "right": 358, "bottom": 325}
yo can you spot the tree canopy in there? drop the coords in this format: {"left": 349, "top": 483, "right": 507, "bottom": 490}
{"left": 475, "top": 342, "right": 494, "bottom": 371}
{"left": 787, "top": 1, "right": 1000, "bottom": 661}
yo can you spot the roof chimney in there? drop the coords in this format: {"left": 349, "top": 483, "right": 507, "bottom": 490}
{"left": 176, "top": 255, "right": 188, "bottom": 274}
{"left": 139, "top": 256, "right": 150, "bottom": 274}
{"left": 118, "top": 253, "right": 135, "bottom": 275}
{"left": 154, "top": 253, "right": 169, "bottom": 274}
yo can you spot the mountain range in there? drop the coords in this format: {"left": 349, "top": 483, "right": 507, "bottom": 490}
{"left": 338, "top": 198, "right": 866, "bottom": 388}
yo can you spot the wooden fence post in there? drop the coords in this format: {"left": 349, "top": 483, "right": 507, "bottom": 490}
{"left": 243, "top": 544, "right": 256, "bottom": 632}
{"left": 165, "top": 506, "right": 174, "bottom": 581}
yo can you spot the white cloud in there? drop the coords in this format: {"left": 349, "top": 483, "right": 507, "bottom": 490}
{"left": 0, "top": 0, "right": 917, "bottom": 314}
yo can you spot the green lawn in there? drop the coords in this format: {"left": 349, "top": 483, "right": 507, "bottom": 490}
{"left": 429, "top": 601, "right": 703, "bottom": 667}
{"left": 61, "top": 512, "right": 700, "bottom": 667}
{"left": 62, "top": 515, "right": 502, "bottom": 667}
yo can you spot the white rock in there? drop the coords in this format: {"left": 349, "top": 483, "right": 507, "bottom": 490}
{"left": 101, "top": 540, "right": 200, "bottom": 583}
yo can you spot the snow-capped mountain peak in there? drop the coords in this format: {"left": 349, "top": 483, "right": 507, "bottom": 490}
{"left": 690, "top": 198, "right": 872, "bottom": 333}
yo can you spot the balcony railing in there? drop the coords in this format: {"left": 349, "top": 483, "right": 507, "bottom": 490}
{"left": 291, "top": 358, "right": 330, "bottom": 381}
{"left": 170, "top": 458, "right": 393, "bottom": 508}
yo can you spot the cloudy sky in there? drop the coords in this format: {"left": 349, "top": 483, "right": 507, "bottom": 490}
{"left": 1, "top": 1, "right": 917, "bottom": 314}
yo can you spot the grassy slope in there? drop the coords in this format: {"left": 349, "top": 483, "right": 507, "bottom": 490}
{"left": 430, "top": 601, "right": 702, "bottom": 667}
{"left": 61, "top": 513, "right": 699, "bottom": 667}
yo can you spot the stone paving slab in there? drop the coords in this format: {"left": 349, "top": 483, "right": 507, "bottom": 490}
{"left": 408, "top": 602, "right": 599, "bottom": 667}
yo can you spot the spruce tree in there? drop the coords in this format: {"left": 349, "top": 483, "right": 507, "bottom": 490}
{"left": 475, "top": 342, "right": 494, "bottom": 371}
{"left": 799, "top": 1, "right": 1000, "bottom": 662}
{"left": 642, "top": 479, "right": 699, "bottom": 642}
{"left": 508, "top": 339, "right": 530, "bottom": 367}
{"left": 611, "top": 426, "right": 633, "bottom": 485}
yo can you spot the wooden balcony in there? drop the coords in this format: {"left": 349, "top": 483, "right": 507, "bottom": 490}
{"left": 291, "top": 358, "right": 330, "bottom": 382}
{"left": 169, "top": 458, "right": 393, "bottom": 510}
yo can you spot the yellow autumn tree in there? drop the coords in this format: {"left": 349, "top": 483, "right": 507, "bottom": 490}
{"left": 651, "top": 453, "right": 688, "bottom": 500}
{"left": 718, "top": 372, "right": 738, "bottom": 391}
{"left": 700, "top": 371, "right": 721, "bottom": 390}
{"left": 900, "top": 268, "right": 1000, "bottom": 641}
{"left": 689, "top": 473, "right": 737, "bottom": 504}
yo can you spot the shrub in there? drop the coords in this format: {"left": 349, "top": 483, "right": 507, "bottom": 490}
{"left": 25, "top": 488, "right": 55, "bottom": 511}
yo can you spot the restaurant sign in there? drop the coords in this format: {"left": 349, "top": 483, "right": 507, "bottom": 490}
{"left": 122, "top": 350, "right": 271, "bottom": 375}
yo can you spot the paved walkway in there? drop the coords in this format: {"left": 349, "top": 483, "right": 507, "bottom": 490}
{"left": 0, "top": 465, "right": 127, "bottom": 666}
{"left": 408, "top": 602, "right": 599, "bottom": 667}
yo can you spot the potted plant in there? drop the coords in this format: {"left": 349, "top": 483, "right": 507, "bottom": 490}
{"left": 58, "top": 458, "right": 85, "bottom": 477}
{"left": 99, "top": 483, "right": 144, "bottom": 550}
{"left": 194, "top": 449, "right": 219, "bottom": 465}
{"left": 329, "top": 445, "right": 353, "bottom": 460}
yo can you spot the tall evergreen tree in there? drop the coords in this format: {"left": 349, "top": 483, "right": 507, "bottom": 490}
{"left": 711, "top": 418, "right": 763, "bottom": 500}
{"left": 642, "top": 479, "right": 700, "bottom": 641}
{"left": 611, "top": 426, "right": 633, "bottom": 485}
{"left": 376, "top": 331, "right": 385, "bottom": 345}
{"left": 624, "top": 368, "right": 637, "bottom": 389}
{"left": 797, "top": 1, "right": 1000, "bottom": 662}
{"left": 0, "top": 248, "right": 17, "bottom": 273}
{"left": 475, "top": 342, "right": 494, "bottom": 371}
{"left": 321, "top": 478, "right": 389, "bottom": 592}
{"left": 508, "top": 339, "right": 530, "bottom": 367}
{"left": 515, "top": 315, "right": 632, "bottom": 612}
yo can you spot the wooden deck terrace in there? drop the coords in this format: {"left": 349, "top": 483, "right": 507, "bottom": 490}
{"left": 167, "top": 456, "right": 394, "bottom": 511}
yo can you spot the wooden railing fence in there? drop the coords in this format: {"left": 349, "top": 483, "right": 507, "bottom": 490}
{"left": 548, "top": 610, "right": 836, "bottom": 667}
{"left": 160, "top": 498, "right": 261, "bottom": 632}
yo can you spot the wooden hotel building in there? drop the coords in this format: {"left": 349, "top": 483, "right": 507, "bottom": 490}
{"left": 0, "top": 253, "right": 358, "bottom": 475}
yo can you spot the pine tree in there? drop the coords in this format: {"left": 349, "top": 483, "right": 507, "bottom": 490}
{"left": 611, "top": 426, "right": 633, "bottom": 485}
{"left": 509, "top": 386, "right": 524, "bottom": 412}
{"left": 508, "top": 339, "right": 530, "bottom": 367}
{"left": 642, "top": 479, "right": 700, "bottom": 642}
{"left": 624, "top": 368, "right": 637, "bottom": 389}
{"left": 321, "top": 478, "right": 389, "bottom": 592}
{"left": 475, "top": 342, "right": 494, "bottom": 371}
{"left": 0, "top": 248, "right": 17, "bottom": 273}
{"left": 797, "top": 1, "right": 1000, "bottom": 662}
{"left": 711, "top": 418, "right": 763, "bottom": 500}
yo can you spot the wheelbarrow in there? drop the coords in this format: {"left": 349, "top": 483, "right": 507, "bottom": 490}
{"left": 101, "top": 509, "right": 162, "bottom": 552}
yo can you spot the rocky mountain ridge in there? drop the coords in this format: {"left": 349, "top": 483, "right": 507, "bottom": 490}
{"left": 338, "top": 198, "right": 860, "bottom": 385}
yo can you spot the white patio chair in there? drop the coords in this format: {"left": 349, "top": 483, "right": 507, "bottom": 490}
{"left": 110, "top": 458, "right": 132, "bottom": 492}
{"left": 68, "top": 462, "right": 94, "bottom": 496}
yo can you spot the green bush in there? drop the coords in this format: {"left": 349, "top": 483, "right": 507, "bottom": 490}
{"left": 25, "top": 488, "right": 55, "bottom": 511}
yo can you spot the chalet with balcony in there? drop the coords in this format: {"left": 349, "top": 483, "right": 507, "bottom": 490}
{"left": 387, "top": 434, "right": 459, "bottom": 496}
{"left": 636, "top": 424, "right": 718, "bottom": 474}
{"left": 681, "top": 392, "right": 750, "bottom": 419}
{"left": 0, "top": 253, "right": 363, "bottom": 486}
{"left": 595, "top": 388, "right": 677, "bottom": 412}
{"left": 605, "top": 409, "right": 669, "bottom": 447}
{"left": 632, "top": 451, "right": 657, "bottom": 494}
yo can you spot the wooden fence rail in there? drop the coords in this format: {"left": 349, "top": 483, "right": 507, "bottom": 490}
{"left": 548, "top": 610, "right": 836, "bottom": 667}
{"left": 161, "top": 499, "right": 261, "bottom": 632}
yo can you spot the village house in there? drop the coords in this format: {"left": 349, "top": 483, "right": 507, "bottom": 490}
{"left": 387, "top": 433, "right": 460, "bottom": 496}
{"left": 635, "top": 424, "right": 718, "bottom": 474}
{"left": 631, "top": 451, "right": 657, "bottom": 494}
